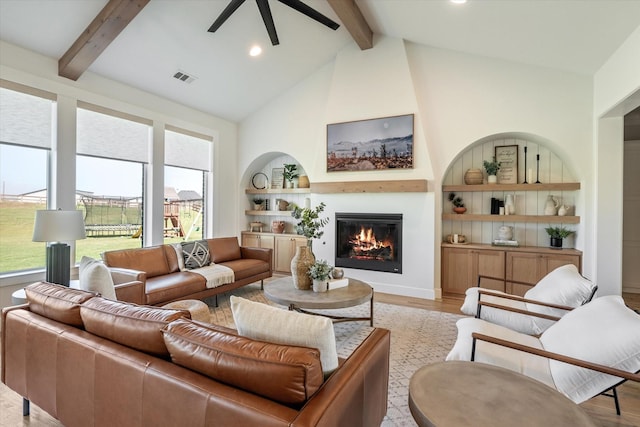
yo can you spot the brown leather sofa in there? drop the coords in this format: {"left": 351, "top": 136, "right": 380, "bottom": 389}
{"left": 1, "top": 283, "right": 391, "bottom": 427}
{"left": 102, "top": 236, "right": 272, "bottom": 306}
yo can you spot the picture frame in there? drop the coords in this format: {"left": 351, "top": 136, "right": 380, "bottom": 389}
{"left": 271, "top": 167, "right": 284, "bottom": 189}
{"left": 495, "top": 145, "right": 519, "bottom": 184}
{"left": 326, "top": 114, "right": 414, "bottom": 172}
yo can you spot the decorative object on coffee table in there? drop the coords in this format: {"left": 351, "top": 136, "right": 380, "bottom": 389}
{"left": 309, "top": 259, "right": 333, "bottom": 293}
{"left": 464, "top": 168, "right": 483, "bottom": 185}
{"left": 545, "top": 226, "right": 574, "bottom": 248}
{"left": 483, "top": 157, "right": 501, "bottom": 184}
{"left": 290, "top": 246, "right": 315, "bottom": 290}
{"left": 448, "top": 192, "right": 466, "bottom": 214}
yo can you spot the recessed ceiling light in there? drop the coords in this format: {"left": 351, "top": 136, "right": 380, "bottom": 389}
{"left": 451, "top": 0, "right": 467, "bottom": 3}
{"left": 249, "top": 45, "right": 262, "bottom": 57}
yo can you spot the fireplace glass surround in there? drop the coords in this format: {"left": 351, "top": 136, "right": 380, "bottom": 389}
{"left": 335, "top": 213, "right": 402, "bottom": 274}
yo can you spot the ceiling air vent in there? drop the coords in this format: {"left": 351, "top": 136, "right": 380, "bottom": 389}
{"left": 172, "top": 71, "right": 197, "bottom": 84}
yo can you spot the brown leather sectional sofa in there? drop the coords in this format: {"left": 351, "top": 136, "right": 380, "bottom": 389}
{"left": 102, "top": 236, "right": 272, "bottom": 305}
{"left": 1, "top": 282, "right": 391, "bottom": 427}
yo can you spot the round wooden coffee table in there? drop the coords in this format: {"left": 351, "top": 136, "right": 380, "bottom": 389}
{"left": 264, "top": 276, "right": 374, "bottom": 326}
{"left": 408, "top": 361, "right": 597, "bottom": 427}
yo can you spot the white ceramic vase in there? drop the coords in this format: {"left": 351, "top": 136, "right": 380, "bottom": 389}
{"left": 487, "top": 175, "right": 497, "bottom": 184}
{"left": 312, "top": 279, "right": 329, "bottom": 293}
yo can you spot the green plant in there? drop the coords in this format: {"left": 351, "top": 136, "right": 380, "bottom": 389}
{"left": 253, "top": 197, "right": 264, "bottom": 204}
{"left": 308, "top": 259, "right": 333, "bottom": 280}
{"left": 283, "top": 164, "right": 299, "bottom": 183}
{"left": 544, "top": 226, "right": 575, "bottom": 239}
{"left": 448, "top": 192, "right": 464, "bottom": 208}
{"left": 291, "top": 202, "right": 329, "bottom": 244}
{"left": 483, "top": 157, "right": 501, "bottom": 176}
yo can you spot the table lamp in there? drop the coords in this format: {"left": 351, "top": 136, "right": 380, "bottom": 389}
{"left": 32, "top": 209, "right": 86, "bottom": 286}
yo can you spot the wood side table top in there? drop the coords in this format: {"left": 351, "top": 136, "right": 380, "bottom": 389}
{"left": 409, "top": 361, "right": 597, "bottom": 427}
{"left": 264, "top": 276, "right": 372, "bottom": 309}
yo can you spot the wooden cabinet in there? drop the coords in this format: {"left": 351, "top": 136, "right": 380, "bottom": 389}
{"left": 241, "top": 232, "right": 306, "bottom": 273}
{"left": 506, "top": 251, "right": 581, "bottom": 296}
{"left": 274, "top": 235, "right": 307, "bottom": 273}
{"left": 441, "top": 244, "right": 582, "bottom": 297}
{"left": 442, "top": 247, "right": 505, "bottom": 296}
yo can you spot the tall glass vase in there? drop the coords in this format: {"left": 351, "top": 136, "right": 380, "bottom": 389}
{"left": 290, "top": 245, "right": 315, "bottom": 290}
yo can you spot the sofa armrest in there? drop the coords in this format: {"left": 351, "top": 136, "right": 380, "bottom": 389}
{"left": 1, "top": 304, "right": 30, "bottom": 383}
{"left": 108, "top": 267, "right": 147, "bottom": 284}
{"left": 114, "top": 281, "right": 145, "bottom": 304}
{"left": 240, "top": 246, "right": 272, "bottom": 265}
{"left": 291, "top": 328, "right": 391, "bottom": 427}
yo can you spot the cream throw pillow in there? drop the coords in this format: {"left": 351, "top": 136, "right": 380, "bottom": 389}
{"left": 79, "top": 256, "right": 117, "bottom": 300}
{"left": 230, "top": 296, "right": 338, "bottom": 376}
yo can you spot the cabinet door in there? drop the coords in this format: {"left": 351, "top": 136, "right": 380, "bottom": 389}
{"left": 242, "top": 233, "right": 260, "bottom": 248}
{"left": 274, "top": 236, "right": 307, "bottom": 273}
{"left": 506, "top": 252, "right": 540, "bottom": 296}
{"left": 472, "top": 249, "right": 506, "bottom": 292}
{"left": 442, "top": 247, "right": 474, "bottom": 296}
{"left": 541, "top": 254, "right": 581, "bottom": 277}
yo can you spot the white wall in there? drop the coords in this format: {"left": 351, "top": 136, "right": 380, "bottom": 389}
{"left": 239, "top": 35, "right": 593, "bottom": 299}
{"left": 593, "top": 25, "right": 640, "bottom": 295}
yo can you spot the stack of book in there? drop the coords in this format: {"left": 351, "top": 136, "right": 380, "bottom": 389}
{"left": 492, "top": 239, "right": 519, "bottom": 247}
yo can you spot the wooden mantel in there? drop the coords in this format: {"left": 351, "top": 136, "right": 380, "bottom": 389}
{"left": 310, "top": 180, "right": 429, "bottom": 194}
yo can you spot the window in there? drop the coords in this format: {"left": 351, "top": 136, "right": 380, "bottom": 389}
{"left": 76, "top": 105, "right": 150, "bottom": 261}
{"left": 163, "top": 128, "right": 211, "bottom": 244}
{"left": 0, "top": 86, "right": 54, "bottom": 273}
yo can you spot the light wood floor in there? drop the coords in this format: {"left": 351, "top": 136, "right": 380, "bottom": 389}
{"left": 376, "top": 292, "right": 640, "bottom": 427}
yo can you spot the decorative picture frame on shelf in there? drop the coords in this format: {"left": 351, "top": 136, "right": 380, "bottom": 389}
{"left": 326, "top": 114, "right": 414, "bottom": 172}
{"left": 495, "top": 145, "right": 519, "bottom": 184}
{"left": 271, "top": 168, "right": 284, "bottom": 189}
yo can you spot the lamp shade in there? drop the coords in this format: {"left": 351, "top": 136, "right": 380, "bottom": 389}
{"left": 32, "top": 210, "right": 87, "bottom": 242}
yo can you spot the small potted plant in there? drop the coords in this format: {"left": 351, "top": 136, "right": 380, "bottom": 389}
{"left": 448, "top": 192, "right": 466, "bottom": 214}
{"left": 253, "top": 197, "right": 265, "bottom": 211}
{"left": 545, "top": 226, "right": 574, "bottom": 248}
{"left": 308, "top": 259, "right": 333, "bottom": 293}
{"left": 283, "top": 164, "right": 299, "bottom": 188}
{"left": 291, "top": 202, "right": 329, "bottom": 250}
{"left": 483, "top": 157, "right": 501, "bottom": 184}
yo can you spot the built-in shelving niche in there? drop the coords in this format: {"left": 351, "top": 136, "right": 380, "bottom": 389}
{"left": 442, "top": 135, "right": 581, "bottom": 248}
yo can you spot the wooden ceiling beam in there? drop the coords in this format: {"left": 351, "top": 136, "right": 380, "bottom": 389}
{"left": 58, "top": 0, "right": 150, "bottom": 81}
{"left": 327, "top": 0, "right": 373, "bottom": 50}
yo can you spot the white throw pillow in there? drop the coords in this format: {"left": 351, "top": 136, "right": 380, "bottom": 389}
{"left": 79, "top": 256, "right": 117, "bottom": 300}
{"left": 540, "top": 295, "right": 640, "bottom": 404}
{"left": 171, "top": 243, "right": 186, "bottom": 271}
{"left": 524, "top": 264, "right": 595, "bottom": 316}
{"left": 230, "top": 296, "right": 338, "bottom": 376}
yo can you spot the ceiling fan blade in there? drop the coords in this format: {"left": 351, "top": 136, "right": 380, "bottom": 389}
{"left": 256, "top": 0, "right": 280, "bottom": 46}
{"left": 278, "top": 0, "right": 340, "bottom": 30}
{"left": 208, "top": 0, "right": 247, "bottom": 33}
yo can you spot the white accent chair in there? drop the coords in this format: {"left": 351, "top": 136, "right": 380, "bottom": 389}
{"left": 447, "top": 295, "right": 640, "bottom": 414}
{"left": 460, "top": 264, "right": 597, "bottom": 335}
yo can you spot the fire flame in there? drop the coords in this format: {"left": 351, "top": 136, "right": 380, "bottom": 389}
{"left": 348, "top": 226, "right": 394, "bottom": 260}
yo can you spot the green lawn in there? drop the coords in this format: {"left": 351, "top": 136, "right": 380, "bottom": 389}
{"left": 0, "top": 201, "right": 202, "bottom": 273}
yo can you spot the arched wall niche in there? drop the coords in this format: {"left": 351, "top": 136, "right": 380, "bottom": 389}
{"left": 241, "top": 152, "right": 309, "bottom": 190}
{"left": 442, "top": 132, "right": 578, "bottom": 184}
{"left": 441, "top": 132, "right": 582, "bottom": 248}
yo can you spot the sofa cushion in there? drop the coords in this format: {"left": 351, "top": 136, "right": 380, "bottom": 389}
{"left": 79, "top": 256, "right": 117, "bottom": 300}
{"left": 230, "top": 296, "right": 338, "bottom": 376}
{"left": 144, "top": 272, "right": 206, "bottom": 305}
{"left": 102, "top": 246, "right": 172, "bottom": 278}
{"left": 163, "top": 318, "right": 324, "bottom": 406}
{"left": 80, "top": 297, "right": 190, "bottom": 356}
{"left": 25, "top": 281, "right": 97, "bottom": 327}
{"left": 181, "top": 240, "right": 211, "bottom": 269}
{"left": 219, "top": 259, "right": 270, "bottom": 281}
{"left": 208, "top": 237, "right": 242, "bottom": 263}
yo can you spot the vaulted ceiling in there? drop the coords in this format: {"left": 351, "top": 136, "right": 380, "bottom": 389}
{"left": 1, "top": 0, "right": 639, "bottom": 122}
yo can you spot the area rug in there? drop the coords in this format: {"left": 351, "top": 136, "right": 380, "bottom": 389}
{"left": 205, "top": 282, "right": 464, "bottom": 427}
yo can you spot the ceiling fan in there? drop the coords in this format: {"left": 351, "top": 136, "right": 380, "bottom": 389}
{"left": 208, "top": 0, "right": 340, "bottom": 46}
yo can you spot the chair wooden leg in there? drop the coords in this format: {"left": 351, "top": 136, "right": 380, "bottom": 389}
{"left": 23, "top": 398, "right": 30, "bottom": 416}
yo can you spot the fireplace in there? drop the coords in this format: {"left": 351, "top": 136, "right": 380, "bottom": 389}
{"left": 335, "top": 213, "right": 402, "bottom": 274}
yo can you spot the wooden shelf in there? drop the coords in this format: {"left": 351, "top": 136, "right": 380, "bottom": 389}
{"left": 442, "top": 183, "right": 580, "bottom": 192}
{"left": 245, "top": 188, "right": 310, "bottom": 194}
{"left": 311, "top": 179, "right": 429, "bottom": 194}
{"left": 246, "top": 210, "right": 294, "bottom": 216}
{"left": 442, "top": 214, "right": 580, "bottom": 223}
